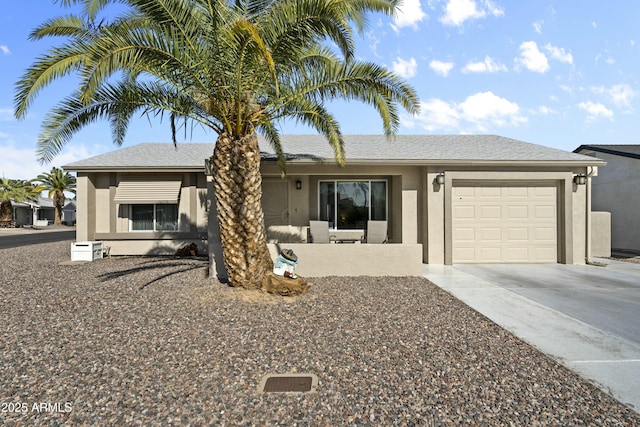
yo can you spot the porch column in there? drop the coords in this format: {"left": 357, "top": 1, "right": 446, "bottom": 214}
{"left": 76, "top": 173, "right": 95, "bottom": 241}
{"left": 402, "top": 190, "right": 418, "bottom": 244}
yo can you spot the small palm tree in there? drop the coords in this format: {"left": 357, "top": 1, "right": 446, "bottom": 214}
{"left": 0, "top": 178, "right": 43, "bottom": 227}
{"left": 14, "top": 0, "right": 419, "bottom": 289}
{"left": 35, "top": 167, "right": 77, "bottom": 225}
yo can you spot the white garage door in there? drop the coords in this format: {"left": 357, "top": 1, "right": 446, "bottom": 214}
{"left": 452, "top": 183, "right": 557, "bottom": 263}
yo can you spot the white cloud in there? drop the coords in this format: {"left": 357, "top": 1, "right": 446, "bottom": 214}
{"left": 459, "top": 91, "right": 527, "bottom": 128}
{"left": 609, "top": 84, "right": 636, "bottom": 108}
{"left": 0, "top": 132, "right": 104, "bottom": 180}
{"left": 535, "top": 106, "right": 557, "bottom": 115}
{"left": 577, "top": 101, "right": 613, "bottom": 122}
{"left": 392, "top": 0, "right": 427, "bottom": 31}
{"left": 533, "top": 20, "right": 543, "bottom": 34}
{"left": 592, "top": 84, "right": 636, "bottom": 109}
{"left": 429, "top": 59, "right": 455, "bottom": 77}
{"left": 440, "top": 0, "right": 504, "bottom": 27}
{"left": 392, "top": 57, "right": 418, "bottom": 78}
{"left": 414, "top": 98, "right": 461, "bottom": 130}
{"left": 405, "top": 91, "right": 527, "bottom": 131}
{"left": 544, "top": 43, "right": 573, "bottom": 65}
{"left": 515, "top": 41, "right": 549, "bottom": 73}
{"left": 0, "top": 108, "right": 14, "bottom": 121}
{"left": 462, "top": 55, "right": 507, "bottom": 73}
{"left": 0, "top": 45, "right": 10, "bottom": 55}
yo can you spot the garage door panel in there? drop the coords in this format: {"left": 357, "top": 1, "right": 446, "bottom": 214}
{"left": 534, "top": 205, "right": 555, "bottom": 219}
{"left": 480, "top": 187, "right": 502, "bottom": 197}
{"left": 507, "top": 227, "right": 528, "bottom": 241}
{"left": 480, "top": 247, "right": 502, "bottom": 262}
{"left": 452, "top": 183, "right": 557, "bottom": 263}
{"left": 534, "top": 227, "right": 556, "bottom": 241}
{"left": 480, "top": 206, "right": 501, "bottom": 219}
{"left": 507, "top": 205, "right": 528, "bottom": 219}
{"left": 505, "top": 247, "right": 529, "bottom": 261}
{"left": 454, "top": 227, "right": 475, "bottom": 241}
{"left": 453, "top": 247, "right": 476, "bottom": 262}
{"left": 506, "top": 187, "right": 529, "bottom": 197}
{"left": 454, "top": 205, "right": 475, "bottom": 218}
{"left": 480, "top": 227, "right": 501, "bottom": 241}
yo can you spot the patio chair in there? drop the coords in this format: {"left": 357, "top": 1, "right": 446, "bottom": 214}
{"left": 365, "top": 220, "right": 388, "bottom": 244}
{"left": 309, "top": 220, "right": 336, "bottom": 243}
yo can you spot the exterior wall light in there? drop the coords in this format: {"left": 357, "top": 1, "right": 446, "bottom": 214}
{"left": 435, "top": 173, "right": 445, "bottom": 185}
{"left": 295, "top": 179, "right": 302, "bottom": 190}
{"left": 573, "top": 174, "right": 587, "bottom": 185}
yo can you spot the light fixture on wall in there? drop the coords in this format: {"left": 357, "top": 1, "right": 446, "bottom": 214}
{"left": 295, "top": 179, "right": 302, "bottom": 190}
{"left": 573, "top": 174, "right": 587, "bottom": 185}
{"left": 435, "top": 173, "right": 445, "bottom": 185}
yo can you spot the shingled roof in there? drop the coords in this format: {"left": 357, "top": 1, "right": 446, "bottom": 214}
{"left": 64, "top": 135, "right": 602, "bottom": 171}
{"left": 574, "top": 144, "right": 640, "bottom": 160}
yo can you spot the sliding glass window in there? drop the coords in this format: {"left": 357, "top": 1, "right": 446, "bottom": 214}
{"left": 319, "top": 180, "right": 387, "bottom": 230}
{"left": 130, "top": 204, "right": 178, "bottom": 231}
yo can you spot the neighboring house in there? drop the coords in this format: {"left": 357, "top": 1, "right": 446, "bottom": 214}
{"left": 574, "top": 144, "right": 640, "bottom": 252}
{"left": 63, "top": 135, "right": 604, "bottom": 277}
{"left": 12, "top": 196, "right": 56, "bottom": 226}
{"left": 62, "top": 201, "right": 77, "bottom": 225}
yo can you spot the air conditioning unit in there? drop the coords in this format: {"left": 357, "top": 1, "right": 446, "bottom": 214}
{"left": 71, "top": 241, "right": 104, "bottom": 261}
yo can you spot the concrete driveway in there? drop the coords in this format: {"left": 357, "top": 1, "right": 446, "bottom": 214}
{"left": 423, "top": 259, "right": 640, "bottom": 413}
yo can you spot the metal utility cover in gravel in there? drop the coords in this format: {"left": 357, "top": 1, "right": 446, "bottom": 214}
{"left": 259, "top": 374, "right": 318, "bottom": 393}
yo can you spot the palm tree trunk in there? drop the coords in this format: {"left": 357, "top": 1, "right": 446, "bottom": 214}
{"left": 0, "top": 200, "right": 15, "bottom": 226}
{"left": 53, "top": 191, "right": 64, "bottom": 225}
{"left": 211, "top": 132, "right": 273, "bottom": 289}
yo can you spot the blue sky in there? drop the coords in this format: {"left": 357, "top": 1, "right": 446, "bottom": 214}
{"left": 2, "top": 0, "right": 639, "bottom": 180}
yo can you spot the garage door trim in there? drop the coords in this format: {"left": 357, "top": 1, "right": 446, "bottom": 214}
{"left": 443, "top": 171, "right": 574, "bottom": 265}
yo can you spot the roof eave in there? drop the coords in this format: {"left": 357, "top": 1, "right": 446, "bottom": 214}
{"left": 63, "top": 166, "right": 205, "bottom": 173}
{"left": 268, "top": 158, "right": 607, "bottom": 167}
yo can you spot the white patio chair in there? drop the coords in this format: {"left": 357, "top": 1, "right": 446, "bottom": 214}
{"left": 309, "top": 220, "right": 336, "bottom": 243}
{"left": 365, "top": 220, "right": 388, "bottom": 244}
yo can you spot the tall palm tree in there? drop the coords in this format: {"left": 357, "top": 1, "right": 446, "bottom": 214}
{"left": 0, "top": 178, "right": 43, "bottom": 227}
{"left": 14, "top": 0, "right": 419, "bottom": 289}
{"left": 35, "top": 167, "right": 77, "bottom": 225}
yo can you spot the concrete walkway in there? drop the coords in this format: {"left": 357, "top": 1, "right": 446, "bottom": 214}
{"left": 423, "top": 260, "right": 640, "bottom": 413}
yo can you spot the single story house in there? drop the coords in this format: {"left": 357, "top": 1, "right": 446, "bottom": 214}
{"left": 13, "top": 196, "right": 56, "bottom": 226}
{"left": 574, "top": 144, "right": 639, "bottom": 252}
{"left": 63, "top": 135, "right": 604, "bottom": 278}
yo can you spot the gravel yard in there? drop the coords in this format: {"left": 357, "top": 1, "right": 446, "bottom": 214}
{"left": 1, "top": 240, "right": 639, "bottom": 426}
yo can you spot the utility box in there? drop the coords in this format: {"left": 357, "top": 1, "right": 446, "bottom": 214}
{"left": 71, "top": 241, "right": 104, "bottom": 261}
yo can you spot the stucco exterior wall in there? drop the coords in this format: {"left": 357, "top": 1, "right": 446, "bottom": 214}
{"left": 262, "top": 163, "right": 423, "bottom": 244}
{"left": 77, "top": 171, "right": 208, "bottom": 256}
{"left": 591, "top": 211, "right": 611, "bottom": 257}
{"left": 589, "top": 153, "right": 640, "bottom": 251}
{"left": 74, "top": 163, "right": 592, "bottom": 268}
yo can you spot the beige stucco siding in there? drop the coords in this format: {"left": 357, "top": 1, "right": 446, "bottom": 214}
{"left": 589, "top": 153, "right": 640, "bottom": 251}
{"left": 77, "top": 171, "right": 208, "bottom": 255}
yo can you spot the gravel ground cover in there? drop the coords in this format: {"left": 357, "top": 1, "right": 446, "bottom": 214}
{"left": 1, "top": 240, "right": 639, "bottom": 426}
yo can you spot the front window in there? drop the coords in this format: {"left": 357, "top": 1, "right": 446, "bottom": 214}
{"left": 130, "top": 204, "right": 178, "bottom": 231}
{"left": 319, "top": 180, "right": 387, "bottom": 229}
